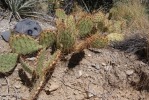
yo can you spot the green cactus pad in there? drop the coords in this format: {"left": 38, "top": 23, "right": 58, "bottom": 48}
{"left": 29, "top": 49, "right": 61, "bottom": 100}
{"left": 93, "top": 11, "right": 105, "bottom": 23}
{"left": 107, "top": 33, "right": 124, "bottom": 42}
{"left": 19, "top": 56, "right": 34, "bottom": 74}
{"left": 57, "top": 29, "right": 75, "bottom": 53}
{"left": 64, "top": 15, "right": 76, "bottom": 33}
{"left": 9, "top": 34, "right": 42, "bottom": 55}
{"left": 89, "top": 34, "right": 108, "bottom": 48}
{"left": 77, "top": 17, "right": 94, "bottom": 38}
{"left": 44, "top": 49, "right": 61, "bottom": 72}
{"left": 55, "top": 9, "right": 67, "bottom": 19}
{"left": 39, "top": 30, "right": 56, "bottom": 48}
{"left": 108, "top": 21, "right": 123, "bottom": 33}
{"left": 0, "top": 53, "right": 18, "bottom": 73}
{"left": 36, "top": 48, "right": 46, "bottom": 76}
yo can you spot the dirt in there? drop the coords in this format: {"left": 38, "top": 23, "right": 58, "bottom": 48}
{"left": 1, "top": 19, "right": 149, "bottom": 100}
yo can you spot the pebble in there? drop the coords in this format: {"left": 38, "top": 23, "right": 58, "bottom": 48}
{"left": 48, "top": 83, "right": 59, "bottom": 92}
{"left": 126, "top": 69, "right": 134, "bottom": 75}
{"left": 104, "top": 66, "right": 112, "bottom": 71}
{"left": 79, "top": 70, "right": 83, "bottom": 77}
{"left": 88, "top": 92, "right": 94, "bottom": 98}
{"left": 15, "top": 84, "right": 21, "bottom": 89}
{"left": 101, "top": 63, "right": 106, "bottom": 66}
{"left": 91, "top": 64, "right": 100, "bottom": 70}
{"left": 87, "top": 54, "right": 92, "bottom": 57}
{"left": 26, "top": 57, "right": 37, "bottom": 61}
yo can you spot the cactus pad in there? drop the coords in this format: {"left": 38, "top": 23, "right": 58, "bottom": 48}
{"left": 87, "top": 34, "right": 108, "bottom": 48}
{"left": 77, "top": 16, "right": 94, "bottom": 38}
{"left": 19, "top": 56, "right": 34, "bottom": 74}
{"left": 64, "top": 15, "right": 76, "bottom": 33}
{"left": 107, "top": 33, "right": 124, "bottom": 42}
{"left": 93, "top": 11, "right": 105, "bottom": 23}
{"left": 39, "top": 30, "right": 56, "bottom": 48}
{"left": 36, "top": 48, "right": 46, "bottom": 76}
{"left": 9, "top": 34, "right": 42, "bottom": 55}
{"left": 57, "top": 29, "right": 75, "bottom": 53}
{"left": 0, "top": 53, "right": 18, "bottom": 73}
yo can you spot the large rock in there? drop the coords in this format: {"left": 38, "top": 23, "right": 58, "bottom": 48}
{"left": 1, "top": 19, "right": 42, "bottom": 42}
{"left": 14, "top": 19, "right": 42, "bottom": 36}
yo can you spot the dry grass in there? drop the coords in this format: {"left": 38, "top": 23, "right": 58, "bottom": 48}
{"left": 110, "top": 0, "right": 149, "bottom": 33}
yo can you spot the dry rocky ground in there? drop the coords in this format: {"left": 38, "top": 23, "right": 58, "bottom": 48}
{"left": 1, "top": 19, "right": 149, "bottom": 100}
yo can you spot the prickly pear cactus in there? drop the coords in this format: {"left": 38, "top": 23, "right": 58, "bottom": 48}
{"left": 57, "top": 28, "right": 75, "bottom": 53}
{"left": 39, "top": 30, "right": 56, "bottom": 48}
{"left": 30, "top": 49, "right": 61, "bottom": 100}
{"left": 0, "top": 53, "right": 18, "bottom": 73}
{"left": 77, "top": 16, "right": 94, "bottom": 38}
{"left": 9, "top": 34, "right": 42, "bottom": 55}
{"left": 55, "top": 9, "right": 67, "bottom": 19}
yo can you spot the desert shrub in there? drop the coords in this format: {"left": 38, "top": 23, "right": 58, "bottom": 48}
{"left": 110, "top": 0, "right": 149, "bottom": 32}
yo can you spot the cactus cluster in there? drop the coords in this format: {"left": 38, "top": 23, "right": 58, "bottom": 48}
{"left": 0, "top": 8, "right": 126, "bottom": 100}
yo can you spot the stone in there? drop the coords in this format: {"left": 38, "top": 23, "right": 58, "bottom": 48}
{"left": 15, "top": 84, "right": 21, "bottom": 89}
{"left": 1, "top": 30, "right": 11, "bottom": 42}
{"left": 14, "top": 19, "right": 42, "bottom": 37}
{"left": 1, "top": 19, "right": 42, "bottom": 42}
{"left": 48, "top": 83, "right": 59, "bottom": 92}
{"left": 26, "top": 57, "right": 37, "bottom": 61}
{"left": 126, "top": 69, "right": 134, "bottom": 75}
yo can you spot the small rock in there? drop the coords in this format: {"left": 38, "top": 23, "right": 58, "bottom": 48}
{"left": 15, "top": 84, "right": 21, "bottom": 89}
{"left": 48, "top": 83, "right": 59, "bottom": 92}
{"left": 126, "top": 69, "right": 134, "bottom": 75}
{"left": 1, "top": 30, "right": 11, "bottom": 42}
{"left": 91, "top": 64, "right": 100, "bottom": 70}
{"left": 101, "top": 63, "right": 106, "bottom": 66}
{"left": 88, "top": 92, "right": 94, "bottom": 98}
{"left": 79, "top": 70, "right": 83, "bottom": 77}
{"left": 87, "top": 54, "right": 91, "bottom": 57}
{"left": 26, "top": 57, "right": 37, "bottom": 61}
{"left": 104, "top": 66, "right": 112, "bottom": 71}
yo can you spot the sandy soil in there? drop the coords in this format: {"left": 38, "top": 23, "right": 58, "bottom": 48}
{"left": 1, "top": 19, "right": 149, "bottom": 100}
